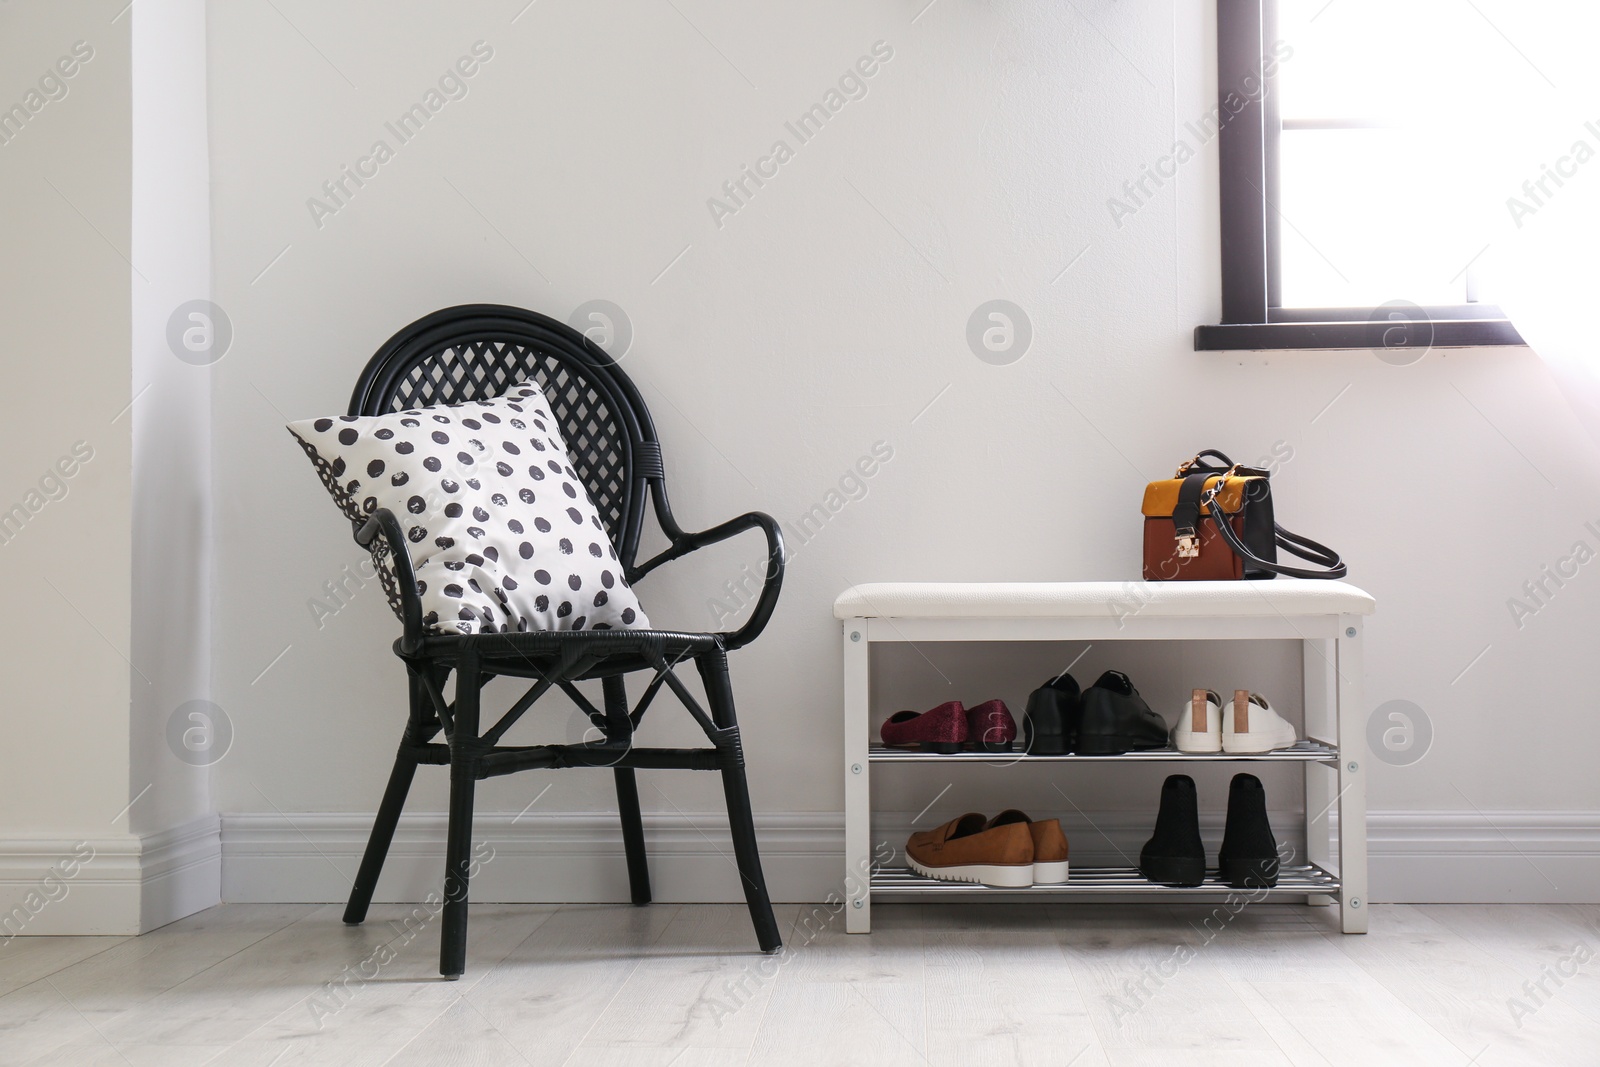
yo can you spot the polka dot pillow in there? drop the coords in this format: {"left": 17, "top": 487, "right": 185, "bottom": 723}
{"left": 287, "top": 383, "right": 650, "bottom": 635}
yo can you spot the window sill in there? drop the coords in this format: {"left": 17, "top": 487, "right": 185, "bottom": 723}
{"left": 1195, "top": 318, "right": 1524, "bottom": 352}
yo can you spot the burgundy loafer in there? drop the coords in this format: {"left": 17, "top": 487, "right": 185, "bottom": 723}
{"left": 967, "top": 699, "right": 1018, "bottom": 753}
{"left": 881, "top": 700, "right": 968, "bottom": 752}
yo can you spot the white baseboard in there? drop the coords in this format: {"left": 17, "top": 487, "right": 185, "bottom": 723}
{"left": 218, "top": 809, "right": 1600, "bottom": 906}
{"left": 1369, "top": 810, "right": 1600, "bottom": 903}
{"left": 7, "top": 807, "right": 1590, "bottom": 930}
{"left": 221, "top": 811, "right": 845, "bottom": 905}
{"left": 139, "top": 816, "right": 223, "bottom": 931}
{"left": 0, "top": 815, "right": 220, "bottom": 937}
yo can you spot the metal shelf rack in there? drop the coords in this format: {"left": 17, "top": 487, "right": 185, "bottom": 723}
{"left": 867, "top": 739, "right": 1339, "bottom": 765}
{"left": 873, "top": 863, "right": 1341, "bottom": 896}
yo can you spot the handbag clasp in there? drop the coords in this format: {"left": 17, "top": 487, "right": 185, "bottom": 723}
{"left": 1197, "top": 468, "right": 1238, "bottom": 512}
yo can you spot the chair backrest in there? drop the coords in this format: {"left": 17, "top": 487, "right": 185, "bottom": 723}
{"left": 348, "top": 305, "right": 666, "bottom": 571}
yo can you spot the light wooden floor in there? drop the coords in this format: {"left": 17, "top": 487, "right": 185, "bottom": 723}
{"left": 2, "top": 901, "right": 1598, "bottom": 1066}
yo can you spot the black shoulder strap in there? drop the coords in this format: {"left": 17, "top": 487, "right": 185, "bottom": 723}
{"left": 1205, "top": 495, "right": 1348, "bottom": 579}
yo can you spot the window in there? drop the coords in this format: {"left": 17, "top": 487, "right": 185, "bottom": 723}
{"left": 1194, "top": 0, "right": 1526, "bottom": 351}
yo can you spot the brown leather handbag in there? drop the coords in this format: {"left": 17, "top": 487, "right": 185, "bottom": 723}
{"left": 1142, "top": 449, "right": 1347, "bottom": 581}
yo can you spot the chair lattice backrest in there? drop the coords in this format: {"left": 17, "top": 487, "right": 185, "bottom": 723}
{"left": 348, "top": 306, "right": 661, "bottom": 623}
{"left": 388, "top": 342, "right": 631, "bottom": 542}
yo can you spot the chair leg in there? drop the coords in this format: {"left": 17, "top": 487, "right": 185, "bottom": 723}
{"left": 604, "top": 676, "right": 652, "bottom": 906}
{"left": 441, "top": 652, "right": 482, "bottom": 980}
{"left": 614, "top": 769, "right": 652, "bottom": 905}
{"left": 345, "top": 666, "right": 438, "bottom": 926}
{"left": 440, "top": 760, "right": 478, "bottom": 979}
{"left": 697, "top": 651, "right": 783, "bottom": 953}
{"left": 343, "top": 751, "right": 417, "bottom": 925}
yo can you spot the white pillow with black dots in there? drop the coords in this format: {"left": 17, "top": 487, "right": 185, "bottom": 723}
{"left": 287, "top": 382, "right": 650, "bottom": 635}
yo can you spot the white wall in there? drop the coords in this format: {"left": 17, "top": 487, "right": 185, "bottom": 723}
{"left": 0, "top": 0, "right": 222, "bottom": 938}
{"left": 0, "top": 0, "right": 138, "bottom": 932}
{"left": 205, "top": 0, "right": 1600, "bottom": 904}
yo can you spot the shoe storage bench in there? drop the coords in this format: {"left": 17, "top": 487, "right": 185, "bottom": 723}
{"left": 836, "top": 580, "right": 1376, "bottom": 934}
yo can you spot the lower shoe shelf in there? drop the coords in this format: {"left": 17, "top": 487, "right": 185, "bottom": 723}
{"left": 872, "top": 864, "right": 1341, "bottom": 896}
{"left": 867, "top": 740, "right": 1338, "bottom": 763}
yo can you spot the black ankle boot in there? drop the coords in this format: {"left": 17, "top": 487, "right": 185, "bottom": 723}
{"left": 1139, "top": 774, "right": 1206, "bottom": 887}
{"left": 1218, "top": 773, "right": 1280, "bottom": 889}
{"left": 1022, "top": 673, "right": 1080, "bottom": 755}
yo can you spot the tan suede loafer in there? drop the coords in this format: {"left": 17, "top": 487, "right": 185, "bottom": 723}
{"left": 985, "top": 810, "right": 1070, "bottom": 884}
{"left": 906, "top": 812, "right": 1034, "bottom": 887}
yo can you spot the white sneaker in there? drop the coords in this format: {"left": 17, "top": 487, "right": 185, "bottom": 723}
{"left": 1171, "top": 689, "right": 1223, "bottom": 753}
{"left": 1223, "top": 690, "right": 1297, "bottom": 753}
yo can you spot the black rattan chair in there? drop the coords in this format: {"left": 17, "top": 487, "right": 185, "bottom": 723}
{"left": 337, "top": 304, "right": 784, "bottom": 977}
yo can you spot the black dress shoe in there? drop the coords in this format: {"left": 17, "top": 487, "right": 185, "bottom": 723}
{"left": 1075, "top": 670, "right": 1170, "bottom": 755}
{"left": 1022, "top": 673, "right": 1080, "bottom": 755}
{"left": 1139, "top": 774, "right": 1206, "bottom": 887}
{"left": 1218, "top": 773, "right": 1280, "bottom": 889}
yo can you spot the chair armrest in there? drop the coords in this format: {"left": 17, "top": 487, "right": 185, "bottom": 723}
{"left": 632, "top": 511, "right": 786, "bottom": 650}
{"left": 356, "top": 508, "right": 425, "bottom": 654}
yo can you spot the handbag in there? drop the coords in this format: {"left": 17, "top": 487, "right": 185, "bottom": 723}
{"left": 1141, "top": 449, "right": 1347, "bottom": 581}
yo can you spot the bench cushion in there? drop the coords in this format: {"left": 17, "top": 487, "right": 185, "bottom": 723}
{"left": 833, "top": 580, "right": 1374, "bottom": 619}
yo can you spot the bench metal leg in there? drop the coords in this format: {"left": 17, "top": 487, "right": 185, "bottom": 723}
{"left": 1336, "top": 616, "right": 1368, "bottom": 934}
{"left": 1303, "top": 637, "right": 1335, "bottom": 907}
{"left": 843, "top": 621, "right": 871, "bottom": 933}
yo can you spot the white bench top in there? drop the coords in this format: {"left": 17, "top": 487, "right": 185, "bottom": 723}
{"left": 833, "top": 580, "right": 1375, "bottom": 620}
